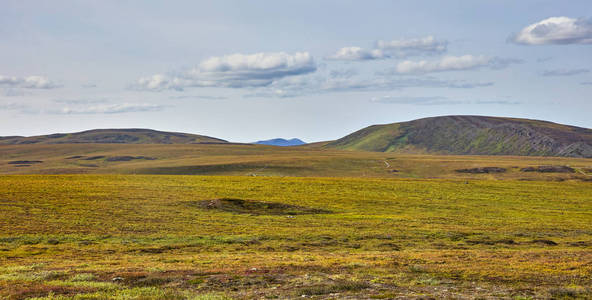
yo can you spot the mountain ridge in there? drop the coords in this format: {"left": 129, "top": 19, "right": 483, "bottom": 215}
{"left": 0, "top": 128, "right": 227, "bottom": 145}
{"left": 325, "top": 115, "right": 592, "bottom": 158}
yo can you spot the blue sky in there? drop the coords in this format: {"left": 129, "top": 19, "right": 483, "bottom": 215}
{"left": 1, "top": 0, "right": 591, "bottom": 142}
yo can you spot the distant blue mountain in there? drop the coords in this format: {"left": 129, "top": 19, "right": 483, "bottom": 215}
{"left": 254, "top": 138, "right": 306, "bottom": 146}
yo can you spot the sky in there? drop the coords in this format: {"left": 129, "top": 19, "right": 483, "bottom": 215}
{"left": 1, "top": 1, "right": 591, "bottom": 143}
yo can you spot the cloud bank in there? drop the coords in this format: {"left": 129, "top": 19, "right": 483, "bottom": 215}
{"left": 376, "top": 36, "right": 447, "bottom": 57}
{"left": 245, "top": 71, "right": 493, "bottom": 98}
{"left": 511, "top": 17, "right": 592, "bottom": 45}
{"left": 395, "top": 55, "right": 489, "bottom": 74}
{"left": 328, "top": 36, "right": 447, "bottom": 61}
{"left": 392, "top": 55, "right": 523, "bottom": 75}
{"left": 0, "top": 75, "right": 60, "bottom": 89}
{"left": 133, "top": 52, "right": 316, "bottom": 91}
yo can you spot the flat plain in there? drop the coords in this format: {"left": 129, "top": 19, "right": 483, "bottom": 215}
{"left": 1, "top": 144, "right": 591, "bottom": 299}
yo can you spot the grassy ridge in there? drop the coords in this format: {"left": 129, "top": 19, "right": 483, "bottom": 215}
{"left": 1, "top": 144, "right": 592, "bottom": 181}
{"left": 0, "top": 129, "right": 227, "bottom": 145}
{"left": 327, "top": 115, "right": 592, "bottom": 157}
{"left": 1, "top": 175, "right": 591, "bottom": 298}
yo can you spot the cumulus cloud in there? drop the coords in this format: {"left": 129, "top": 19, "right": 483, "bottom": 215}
{"left": 0, "top": 75, "right": 60, "bottom": 89}
{"left": 393, "top": 55, "right": 522, "bottom": 74}
{"left": 327, "top": 36, "right": 447, "bottom": 61}
{"left": 133, "top": 52, "right": 316, "bottom": 91}
{"left": 541, "top": 68, "right": 590, "bottom": 76}
{"left": 510, "top": 17, "right": 592, "bottom": 45}
{"left": 327, "top": 47, "right": 386, "bottom": 61}
{"left": 55, "top": 103, "right": 165, "bottom": 114}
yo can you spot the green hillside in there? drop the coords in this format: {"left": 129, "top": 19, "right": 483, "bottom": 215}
{"left": 327, "top": 115, "right": 592, "bottom": 157}
{"left": 0, "top": 128, "right": 227, "bottom": 145}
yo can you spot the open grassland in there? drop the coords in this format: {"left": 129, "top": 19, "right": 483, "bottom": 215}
{"left": 1, "top": 175, "right": 591, "bottom": 299}
{"left": 1, "top": 144, "right": 591, "bottom": 181}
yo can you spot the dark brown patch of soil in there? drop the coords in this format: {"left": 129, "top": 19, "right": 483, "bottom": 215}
{"left": 520, "top": 166, "right": 575, "bottom": 173}
{"left": 194, "top": 198, "right": 331, "bottom": 215}
{"left": 456, "top": 167, "right": 506, "bottom": 174}
{"left": 8, "top": 160, "right": 43, "bottom": 164}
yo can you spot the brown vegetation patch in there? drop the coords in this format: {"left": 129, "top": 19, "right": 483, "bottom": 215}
{"left": 530, "top": 239, "right": 558, "bottom": 246}
{"left": 82, "top": 156, "right": 106, "bottom": 160}
{"left": 8, "top": 160, "right": 43, "bottom": 165}
{"left": 297, "top": 280, "right": 371, "bottom": 296}
{"left": 105, "top": 156, "right": 156, "bottom": 162}
{"left": 465, "top": 239, "right": 516, "bottom": 245}
{"left": 193, "top": 198, "right": 331, "bottom": 215}
{"left": 2, "top": 283, "right": 93, "bottom": 300}
{"left": 456, "top": 167, "right": 506, "bottom": 174}
{"left": 520, "top": 166, "right": 575, "bottom": 173}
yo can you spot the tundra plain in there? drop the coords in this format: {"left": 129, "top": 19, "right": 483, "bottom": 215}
{"left": 0, "top": 144, "right": 591, "bottom": 299}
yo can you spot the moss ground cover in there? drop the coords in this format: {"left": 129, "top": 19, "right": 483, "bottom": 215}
{"left": 0, "top": 175, "right": 591, "bottom": 298}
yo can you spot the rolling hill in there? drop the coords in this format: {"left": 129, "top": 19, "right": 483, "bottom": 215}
{"left": 0, "top": 128, "right": 227, "bottom": 145}
{"left": 254, "top": 138, "right": 306, "bottom": 146}
{"left": 326, "top": 115, "right": 592, "bottom": 158}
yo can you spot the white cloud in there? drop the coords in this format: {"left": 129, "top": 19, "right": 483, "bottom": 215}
{"left": 55, "top": 103, "right": 165, "bottom": 114}
{"left": 327, "top": 47, "right": 386, "bottom": 60}
{"left": 511, "top": 17, "right": 592, "bottom": 45}
{"left": 133, "top": 52, "right": 316, "bottom": 91}
{"left": 542, "top": 68, "right": 589, "bottom": 76}
{"left": 135, "top": 74, "right": 181, "bottom": 91}
{"left": 395, "top": 55, "right": 490, "bottom": 74}
{"left": 375, "top": 36, "right": 447, "bottom": 57}
{"left": 327, "top": 36, "right": 447, "bottom": 61}
{"left": 0, "top": 75, "right": 60, "bottom": 89}
{"left": 390, "top": 55, "right": 522, "bottom": 75}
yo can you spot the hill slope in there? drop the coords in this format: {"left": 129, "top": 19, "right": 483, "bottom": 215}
{"left": 254, "top": 138, "right": 306, "bottom": 146}
{"left": 0, "top": 129, "right": 227, "bottom": 144}
{"left": 326, "top": 116, "right": 592, "bottom": 158}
